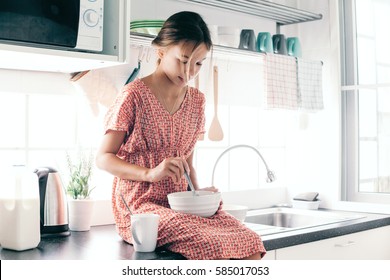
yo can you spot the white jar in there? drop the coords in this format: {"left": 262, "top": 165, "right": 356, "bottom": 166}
{"left": 0, "top": 165, "right": 40, "bottom": 251}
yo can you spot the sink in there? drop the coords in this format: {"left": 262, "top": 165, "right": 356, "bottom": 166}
{"left": 244, "top": 207, "right": 365, "bottom": 233}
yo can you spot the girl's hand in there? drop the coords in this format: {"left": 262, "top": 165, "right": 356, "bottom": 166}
{"left": 148, "top": 157, "right": 189, "bottom": 183}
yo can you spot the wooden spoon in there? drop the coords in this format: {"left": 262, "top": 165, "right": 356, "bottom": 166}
{"left": 208, "top": 65, "right": 224, "bottom": 141}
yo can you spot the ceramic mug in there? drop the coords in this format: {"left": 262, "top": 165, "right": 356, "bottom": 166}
{"left": 287, "top": 37, "right": 302, "bottom": 57}
{"left": 131, "top": 213, "right": 160, "bottom": 252}
{"left": 272, "top": 34, "right": 287, "bottom": 55}
{"left": 257, "top": 32, "right": 273, "bottom": 53}
{"left": 238, "top": 29, "right": 256, "bottom": 51}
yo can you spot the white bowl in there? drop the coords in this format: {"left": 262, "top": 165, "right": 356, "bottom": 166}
{"left": 218, "top": 26, "right": 240, "bottom": 35}
{"left": 218, "top": 26, "right": 240, "bottom": 48}
{"left": 218, "top": 35, "right": 240, "bottom": 48}
{"left": 222, "top": 204, "right": 248, "bottom": 222}
{"left": 292, "top": 199, "right": 321, "bottom": 210}
{"left": 167, "top": 191, "right": 221, "bottom": 217}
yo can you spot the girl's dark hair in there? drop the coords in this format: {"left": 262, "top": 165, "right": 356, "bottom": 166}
{"left": 152, "top": 11, "right": 212, "bottom": 51}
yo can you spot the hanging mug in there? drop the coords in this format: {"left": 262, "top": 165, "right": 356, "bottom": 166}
{"left": 287, "top": 37, "right": 302, "bottom": 57}
{"left": 272, "top": 34, "right": 287, "bottom": 55}
{"left": 238, "top": 29, "right": 256, "bottom": 51}
{"left": 256, "top": 32, "right": 273, "bottom": 53}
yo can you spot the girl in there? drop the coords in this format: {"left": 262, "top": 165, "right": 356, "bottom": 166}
{"left": 96, "top": 11, "right": 266, "bottom": 260}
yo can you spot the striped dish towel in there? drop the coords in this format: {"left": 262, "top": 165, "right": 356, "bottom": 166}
{"left": 297, "top": 58, "right": 324, "bottom": 112}
{"left": 265, "top": 54, "right": 298, "bottom": 110}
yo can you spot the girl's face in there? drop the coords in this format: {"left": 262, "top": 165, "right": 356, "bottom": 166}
{"left": 158, "top": 42, "right": 209, "bottom": 87}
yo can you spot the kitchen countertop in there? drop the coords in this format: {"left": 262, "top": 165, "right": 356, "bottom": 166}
{"left": 257, "top": 209, "right": 390, "bottom": 251}
{"left": 0, "top": 225, "right": 185, "bottom": 260}
{"left": 1, "top": 209, "right": 389, "bottom": 260}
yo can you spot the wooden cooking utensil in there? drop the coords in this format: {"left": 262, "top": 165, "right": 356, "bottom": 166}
{"left": 208, "top": 65, "right": 224, "bottom": 141}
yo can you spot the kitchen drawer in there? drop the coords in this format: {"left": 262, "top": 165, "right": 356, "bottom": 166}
{"left": 262, "top": 250, "right": 276, "bottom": 260}
{"left": 275, "top": 226, "right": 390, "bottom": 260}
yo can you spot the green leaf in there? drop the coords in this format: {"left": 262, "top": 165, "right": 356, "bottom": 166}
{"left": 66, "top": 150, "right": 95, "bottom": 200}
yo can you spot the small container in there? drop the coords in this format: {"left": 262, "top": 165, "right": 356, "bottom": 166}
{"left": 0, "top": 165, "right": 40, "bottom": 251}
{"left": 292, "top": 199, "right": 321, "bottom": 210}
{"left": 218, "top": 26, "right": 240, "bottom": 48}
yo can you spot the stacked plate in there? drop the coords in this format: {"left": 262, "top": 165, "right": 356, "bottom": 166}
{"left": 130, "top": 20, "right": 164, "bottom": 36}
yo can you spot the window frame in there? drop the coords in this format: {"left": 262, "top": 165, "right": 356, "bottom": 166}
{"left": 340, "top": 0, "right": 390, "bottom": 204}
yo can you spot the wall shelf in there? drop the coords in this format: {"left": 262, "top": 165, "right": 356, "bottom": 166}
{"left": 131, "top": 0, "right": 323, "bottom": 60}
{"left": 177, "top": 0, "right": 322, "bottom": 30}
{"left": 131, "top": 32, "right": 266, "bottom": 61}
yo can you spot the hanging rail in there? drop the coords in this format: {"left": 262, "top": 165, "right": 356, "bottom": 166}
{"left": 177, "top": 0, "right": 322, "bottom": 26}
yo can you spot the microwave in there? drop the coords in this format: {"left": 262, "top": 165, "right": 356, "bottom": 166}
{"left": 0, "top": 0, "right": 104, "bottom": 52}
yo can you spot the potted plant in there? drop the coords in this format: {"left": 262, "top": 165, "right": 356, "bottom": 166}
{"left": 66, "top": 151, "right": 95, "bottom": 231}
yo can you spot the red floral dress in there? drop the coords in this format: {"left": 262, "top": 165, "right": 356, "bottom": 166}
{"left": 104, "top": 79, "right": 266, "bottom": 260}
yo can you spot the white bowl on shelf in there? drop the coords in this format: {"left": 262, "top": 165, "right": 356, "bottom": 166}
{"left": 167, "top": 191, "right": 221, "bottom": 218}
{"left": 222, "top": 204, "right": 248, "bottom": 222}
{"left": 218, "top": 26, "right": 240, "bottom": 48}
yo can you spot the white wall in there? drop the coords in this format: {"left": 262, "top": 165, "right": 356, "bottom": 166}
{"left": 283, "top": 0, "right": 342, "bottom": 206}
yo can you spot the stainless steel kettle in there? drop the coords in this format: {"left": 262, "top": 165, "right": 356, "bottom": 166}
{"left": 34, "top": 167, "right": 70, "bottom": 237}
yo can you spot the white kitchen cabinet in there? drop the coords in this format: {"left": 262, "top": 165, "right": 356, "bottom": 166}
{"left": 0, "top": 0, "right": 130, "bottom": 73}
{"left": 275, "top": 226, "right": 390, "bottom": 260}
{"left": 262, "top": 250, "right": 276, "bottom": 260}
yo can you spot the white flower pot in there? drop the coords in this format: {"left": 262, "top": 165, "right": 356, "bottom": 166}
{"left": 68, "top": 199, "right": 94, "bottom": 231}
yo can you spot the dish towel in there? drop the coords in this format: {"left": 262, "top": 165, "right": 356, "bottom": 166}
{"left": 265, "top": 54, "right": 298, "bottom": 110}
{"left": 297, "top": 58, "right": 324, "bottom": 112}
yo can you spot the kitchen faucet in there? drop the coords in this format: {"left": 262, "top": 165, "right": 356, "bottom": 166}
{"left": 211, "top": 144, "right": 276, "bottom": 187}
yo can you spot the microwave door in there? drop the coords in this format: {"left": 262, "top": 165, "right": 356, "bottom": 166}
{"left": 0, "top": 0, "right": 79, "bottom": 48}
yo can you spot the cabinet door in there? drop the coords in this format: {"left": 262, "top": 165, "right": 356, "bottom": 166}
{"left": 262, "top": 250, "right": 276, "bottom": 260}
{"left": 276, "top": 226, "right": 390, "bottom": 260}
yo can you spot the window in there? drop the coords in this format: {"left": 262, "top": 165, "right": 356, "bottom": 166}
{"left": 0, "top": 88, "right": 111, "bottom": 199}
{"left": 341, "top": 0, "right": 390, "bottom": 203}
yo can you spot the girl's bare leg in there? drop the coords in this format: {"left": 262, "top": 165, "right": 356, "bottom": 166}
{"left": 241, "top": 252, "right": 261, "bottom": 260}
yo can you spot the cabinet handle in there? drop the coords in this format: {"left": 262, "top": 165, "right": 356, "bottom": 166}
{"left": 334, "top": 241, "right": 356, "bottom": 248}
